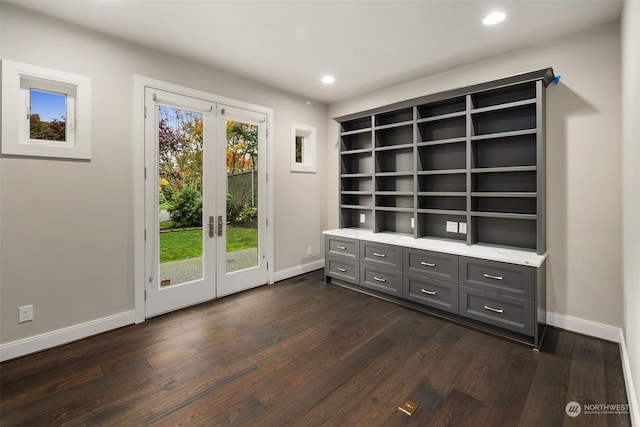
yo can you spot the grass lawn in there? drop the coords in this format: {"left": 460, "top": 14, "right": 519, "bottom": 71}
{"left": 159, "top": 225, "right": 257, "bottom": 263}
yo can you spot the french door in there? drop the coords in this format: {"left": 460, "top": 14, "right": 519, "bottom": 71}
{"left": 144, "top": 88, "right": 267, "bottom": 317}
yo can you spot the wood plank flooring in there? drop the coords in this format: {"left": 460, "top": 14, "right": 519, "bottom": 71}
{"left": 0, "top": 270, "right": 631, "bottom": 426}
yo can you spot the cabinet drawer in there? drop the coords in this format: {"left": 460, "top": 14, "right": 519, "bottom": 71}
{"left": 360, "top": 241, "right": 402, "bottom": 269}
{"left": 360, "top": 264, "right": 402, "bottom": 297}
{"left": 326, "top": 236, "right": 359, "bottom": 259}
{"left": 326, "top": 257, "right": 359, "bottom": 285}
{"left": 404, "top": 248, "right": 458, "bottom": 283}
{"left": 459, "top": 286, "right": 535, "bottom": 336}
{"left": 403, "top": 274, "right": 458, "bottom": 315}
{"left": 459, "top": 257, "right": 535, "bottom": 302}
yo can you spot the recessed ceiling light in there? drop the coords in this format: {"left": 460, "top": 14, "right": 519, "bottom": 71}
{"left": 321, "top": 75, "right": 335, "bottom": 84}
{"left": 483, "top": 11, "right": 506, "bottom": 26}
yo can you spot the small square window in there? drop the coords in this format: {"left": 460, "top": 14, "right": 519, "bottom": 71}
{"left": 291, "top": 123, "right": 316, "bottom": 173}
{"left": 2, "top": 60, "right": 91, "bottom": 159}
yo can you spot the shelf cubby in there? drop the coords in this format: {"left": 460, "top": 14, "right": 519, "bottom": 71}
{"left": 472, "top": 104, "right": 536, "bottom": 136}
{"left": 375, "top": 210, "right": 414, "bottom": 235}
{"left": 418, "top": 116, "right": 466, "bottom": 142}
{"left": 377, "top": 194, "right": 414, "bottom": 209}
{"left": 375, "top": 124, "right": 413, "bottom": 148}
{"left": 341, "top": 193, "right": 373, "bottom": 208}
{"left": 341, "top": 116, "right": 372, "bottom": 133}
{"left": 375, "top": 147, "right": 413, "bottom": 173}
{"left": 418, "top": 173, "right": 466, "bottom": 193}
{"left": 471, "top": 82, "right": 536, "bottom": 109}
{"left": 341, "top": 207, "right": 373, "bottom": 230}
{"left": 375, "top": 108, "right": 413, "bottom": 126}
{"left": 418, "top": 142, "right": 466, "bottom": 171}
{"left": 341, "top": 131, "right": 372, "bottom": 152}
{"left": 341, "top": 176, "right": 373, "bottom": 192}
{"left": 341, "top": 151, "right": 372, "bottom": 175}
{"left": 376, "top": 174, "right": 414, "bottom": 192}
{"left": 418, "top": 195, "right": 466, "bottom": 211}
{"left": 417, "top": 96, "right": 466, "bottom": 119}
{"left": 417, "top": 212, "right": 467, "bottom": 241}
{"left": 471, "top": 216, "right": 537, "bottom": 250}
{"left": 471, "top": 196, "right": 536, "bottom": 215}
{"left": 471, "top": 133, "right": 536, "bottom": 169}
{"left": 472, "top": 170, "right": 536, "bottom": 193}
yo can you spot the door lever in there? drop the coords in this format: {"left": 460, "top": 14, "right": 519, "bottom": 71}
{"left": 217, "top": 215, "right": 223, "bottom": 236}
{"left": 208, "top": 216, "right": 215, "bottom": 237}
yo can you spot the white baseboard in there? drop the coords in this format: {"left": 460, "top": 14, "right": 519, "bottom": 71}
{"left": 0, "top": 310, "right": 135, "bottom": 362}
{"left": 547, "top": 312, "right": 621, "bottom": 343}
{"left": 273, "top": 259, "right": 324, "bottom": 283}
{"left": 620, "top": 331, "right": 640, "bottom": 427}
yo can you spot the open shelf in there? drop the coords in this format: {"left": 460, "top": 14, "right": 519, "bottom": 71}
{"left": 336, "top": 69, "right": 550, "bottom": 253}
{"left": 341, "top": 131, "right": 372, "bottom": 151}
{"left": 375, "top": 107, "right": 413, "bottom": 126}
{"left": 418, "top": 116, "right": 466, "bottom": 142}
{"left": 418, "top": 142, "right": 466, "bottom": 171}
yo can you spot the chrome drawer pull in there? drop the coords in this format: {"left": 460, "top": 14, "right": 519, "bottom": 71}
{"left": 373, "top": 252, "right": 386, "bottom": 258}
{"left": 336, "top": 245, "right": 347, "bottom": 250}
{"left": 373, "top": 276, "right": 387, "bottom": 283}
{"left": 483, "top": 305, "right": 504, "bottom": 314}
{"left": 483, "top": 273, "right": 503, "bottom": 281}
{"left": 420, "top": 261, "right": 436, "bottom": 267}
{"left": 336, "top": 267, "right": 347, "bottom": 272}
{"left": 421, "top": 289, "right": 437, "bottom": 295}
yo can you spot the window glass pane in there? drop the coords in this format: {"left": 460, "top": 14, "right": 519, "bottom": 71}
{"left": 30, "top": 89, "right": 66, "bottom": 141}
{"left": 295, "top": 135, "right": 304, "bottom": 163}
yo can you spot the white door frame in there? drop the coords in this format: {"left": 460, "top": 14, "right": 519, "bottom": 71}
{"left": 133, "top": 75, "right": 274, "bottom": 323}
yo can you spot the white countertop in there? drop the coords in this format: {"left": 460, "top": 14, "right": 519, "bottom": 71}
{"left": 323, "top": 228, "right": 547, "bottom": 267}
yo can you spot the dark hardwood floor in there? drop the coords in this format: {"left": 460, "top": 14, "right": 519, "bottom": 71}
{"left": 0, "top": 270, "right": 631, "bottom": 426}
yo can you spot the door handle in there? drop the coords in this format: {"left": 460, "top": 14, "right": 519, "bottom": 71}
{"left": 217, "top": 215, "right": 223, "bottom": 236}
{"left": 208, "top": 216, "right": 215, "bottom": 237}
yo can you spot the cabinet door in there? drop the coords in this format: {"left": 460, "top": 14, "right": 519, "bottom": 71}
{"left": 325, "top": 257, "right": 359, "bottom": 285}
{"left": 404, "top": 248, "right": 458, "bottom": 283}
{"left": 459, "top": 286, "right": 535, "bottom": 336}
{"left": 326, "top": 236, "right": 359, "bottom": 260}
{"left": 360, "top": 264, "right": 402, "bottom": 297}
{"left": 459, "top": 257, "right": 535, "bottom": 302}
{"left": 360, "top": 241, "right": 402, "bottom": 269}
{"left": 403, "top": 274, "right": 458, "bottom": 314}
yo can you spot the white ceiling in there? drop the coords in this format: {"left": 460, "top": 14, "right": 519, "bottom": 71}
{"left": 8, "top": 0, "right": 622, "bottom": 104}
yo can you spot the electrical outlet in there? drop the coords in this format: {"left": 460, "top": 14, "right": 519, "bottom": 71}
{"left": 19, "top": 305, "right": 33, "bottom": 323}
{"left": 360, "top": 213, "right": 366, "bottom": 223}
{"left": 459, "top": 222, "right": 467, "bottom": 234}
{"left": 446, "top": 221, "right": 458, "bottom": 233}
{"left": 307, "top": 246, "right": 312, "bottom": 256}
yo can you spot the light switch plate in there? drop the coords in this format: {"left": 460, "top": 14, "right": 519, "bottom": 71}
{"left": 410, "top": 217, "right": 415, "bottom": 228}
{"left": 459, "top": 222, "right": 467, "bottom": 234}
{"left": 360, "top": 213, "right": 366, "bottom": 223}
{"left": 446, "top": 221, "right": 458, "bottom": 233}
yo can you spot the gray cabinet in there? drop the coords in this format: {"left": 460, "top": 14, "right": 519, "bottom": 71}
{"left": 324, "top": 232, "right": 547, "bottom": 349}
{"left": 337, "top": 68, "right": 554, "bottom": 255}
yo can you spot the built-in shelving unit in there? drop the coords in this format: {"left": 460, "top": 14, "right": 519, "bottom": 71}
{"left": 336, "top": 68, "right": 554, "bottom": 254}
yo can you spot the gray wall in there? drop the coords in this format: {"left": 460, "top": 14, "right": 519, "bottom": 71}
{"left": 622, "top": 0, "right": 640, "bottom": 415}
{"left": 326, "top": 23, "right": 623, "bottom": 329}
{"left": 0, "top": 3, "right": 327, "bottom": 344}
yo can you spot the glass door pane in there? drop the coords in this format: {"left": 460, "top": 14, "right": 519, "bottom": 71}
{"left": 158, "top": 106, "right": 204, "bottom": 286}
{"left": 225, "top": 120, "right": 259, "bottom": 273}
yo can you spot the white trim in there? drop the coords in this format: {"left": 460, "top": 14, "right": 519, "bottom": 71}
{"left": 620, "top": 331, "right": 640, "bottom": 427}
{"left": 273, "top": 259, "right": 325, "bottom": 283}
{"left": 547, "top": 312, "right": 621, "bottom": 343}
{"left": 0, "top": 311, "right": 134, "bottom": 362}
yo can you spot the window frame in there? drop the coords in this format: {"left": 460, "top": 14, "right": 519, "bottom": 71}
{"left": 1, "top": 59, "right": 91, "bottom": 159}
{"left": 290, "top": 122, "right": 316, "bottom": 173}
